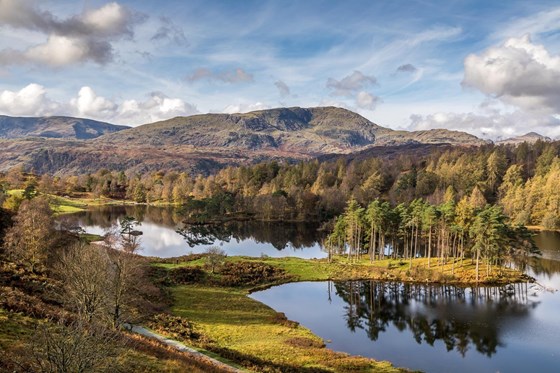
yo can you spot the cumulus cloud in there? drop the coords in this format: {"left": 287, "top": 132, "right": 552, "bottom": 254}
{"left": 118, "top": 91, "right": 198, "bottom": 124}
{"left": 326, "top": 70, "right": 377, "bottom": 97}
{"left": 0, "top": 1, "right": 145, "bottom": 67}
{"left": 151, "top": 16, "right": 188, "bottom": 46}
{"left": 463, "top": 34, "right": 560, "bottom": 114}
{"left": 356, "top": 91, "right": 379, "bottom": 110}
{"left": 70, "top": 86, "right": 118, "bottom": 119}
{"left": 0, "top": 83, "right": 197, "bottom": 125}
{"left": 326, "top": 71, "right": 379, "bottom": 111}
{"left": 408, "top": 110, "right": 560, "bottom": 140}
{"left": 222, "top": 102, "right": 270, "bottom": 114}
{"left": 0, "top": 83, "right": 59, "bottom": 116}
{"left": 274, "top": 80, "right": 290, "bottom": 97}
{"left": 69, "top": 87, "right": 199, "bottom": 124}
{"left": 396, "top": 64, "right": 418, "bottom": 73}
{"left": 186, "top": 67, "right": 254, "bottom": 84}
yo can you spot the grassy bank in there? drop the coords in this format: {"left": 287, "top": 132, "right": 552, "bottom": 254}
{"left": 149, "top": 254, "right": 528, "bottom": 372}
{"left": 170, "top": 285, "right": 400, "bottom": 373}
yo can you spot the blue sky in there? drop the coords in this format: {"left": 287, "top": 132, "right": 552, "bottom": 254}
{"left": 0, "top": 0, "right": 559, "bottom": 139}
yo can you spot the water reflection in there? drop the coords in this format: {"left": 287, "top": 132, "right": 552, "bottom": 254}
{"left": 333, "top": 281, "right": 537, "bottom": 357}
{"left": 252, "top": 234, "right": 560, "bottom": 373}
{"left": 60, "top": 206, "right": 326, "bottom": 258}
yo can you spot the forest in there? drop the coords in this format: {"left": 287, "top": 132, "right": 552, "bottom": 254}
{"left": 2, "top": 140, "right": 560, "bottom": 229}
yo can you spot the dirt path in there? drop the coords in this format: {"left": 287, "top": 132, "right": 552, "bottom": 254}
{"left": 129, "top": 325, "right": 245, "bottom": 373}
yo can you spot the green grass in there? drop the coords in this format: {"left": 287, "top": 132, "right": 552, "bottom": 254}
{"left": 6, "top": 189, "right": 23, "bottom": 197}
{"left": 171, "top": 285, "right": 400, "bottom": 373}
{"left": 155, "top": 255, "right": 525, "bottom": 372}
{"left": 79, "top": 233, "right": 105, "bottom": 243}
{"left": 155, "top": 255, "right": 526, "bottom": 286}
{"left": 0, "top": 308, "right": 37, "bottom": 351}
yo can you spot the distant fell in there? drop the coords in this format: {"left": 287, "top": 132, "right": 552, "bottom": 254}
{"left": 0, "top": 115, "right": 129, "bottom": 140}
{"left": 98, "top": 107, "right": 380, "bottom": 154}
{"left": 496, "top": 132, "right": 552, "bottom": 145}
{"left": 0, "top": 107, "right": 491, "bottom": 175}
{"left": 99, "top": 106, "right": 487, "bottom": 152}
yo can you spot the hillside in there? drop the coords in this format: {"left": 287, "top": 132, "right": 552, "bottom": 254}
{"left": 0, "top": 115, "right": 128, "bottom": 140}
{"left": 99, "top": 106, "right": 488, "bottom": 151}
{"left": 97, "top": 107, "right": 380, "bottom": 154}
{"left": 496, "top": 132, "right": 552, "bottom": 145}
{"left": 0, "top": 107, "right": 489, "bottom": 175}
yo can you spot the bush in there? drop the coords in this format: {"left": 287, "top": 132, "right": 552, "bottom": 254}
{"left": 169, "top": 266, "right": 206, "bottom": 285}
{"left": 218, "top": 262, "right": 289, "bottom": 287}
{"left": 148, "top": 313, "right": 201, "bottom": 341}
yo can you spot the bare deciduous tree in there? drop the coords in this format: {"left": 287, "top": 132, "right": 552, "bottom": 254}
{"left": 28, "top": 320, "right": 117, "bottom": 373}
{"left": 57, "top": 244, "right": 112, "bottom": 323}
{"left": 205, "top": 246, "right": 227, "bottom": 273}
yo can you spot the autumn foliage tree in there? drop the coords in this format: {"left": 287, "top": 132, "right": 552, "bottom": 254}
{"left": 4, "top": 197, "right": 53, "bottom": 272}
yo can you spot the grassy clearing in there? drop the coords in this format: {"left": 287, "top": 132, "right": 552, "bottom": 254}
{"left": 156, "top": 254, "right": 527, "bottom": 286}
{"left": 171, "top": 285, "right": 400, "bottom": 373}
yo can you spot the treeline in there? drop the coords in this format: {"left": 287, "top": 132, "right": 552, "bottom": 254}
{"left": 326, "top": 197, "right": 536, "bottom": 281}
{"left": 2, "top": 140, "right": 560, "bottom": 227}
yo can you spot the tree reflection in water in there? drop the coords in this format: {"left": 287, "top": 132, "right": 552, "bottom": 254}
{"left": 61, "top": 206, "right": 324, "bottom": 252}
{"left": 333, "top": 281, "right": 538, "bottom": 357}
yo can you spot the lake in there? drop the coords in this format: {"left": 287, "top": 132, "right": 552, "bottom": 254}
{"left": 64, "top": 206, "right": 560, "bottom": 372}
{"left": 61, "top": 205, "right": 327, "bottom": 258}
{"left": 252, "top": 232, "right": 560, "bottom": 373}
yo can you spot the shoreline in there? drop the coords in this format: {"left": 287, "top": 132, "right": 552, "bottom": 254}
{"left": 148, "top": 255, "right": 529, "bottom": 372}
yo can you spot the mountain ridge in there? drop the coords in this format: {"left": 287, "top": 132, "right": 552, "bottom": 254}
{"left": 0, "top": 115, "right": 129, "bottom": 140}
{"left": 496, "top": 132, "right": 552, "bottom": 145}
{"left": 0, "top": 106, "right": 496, "bottom": 175}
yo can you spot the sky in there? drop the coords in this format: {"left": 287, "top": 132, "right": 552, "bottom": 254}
{"left": 0, "top": 0, "right": 560, "bottom": 140}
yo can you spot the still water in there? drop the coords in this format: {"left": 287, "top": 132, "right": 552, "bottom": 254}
{"left": 62, "top": 205, "right": 326, "bottom": 258}
{"left": 251, "top": 232, "right": 560, "bottom": 373}
{"left": 65, "top": 206, "right": 560, "bottom": 372}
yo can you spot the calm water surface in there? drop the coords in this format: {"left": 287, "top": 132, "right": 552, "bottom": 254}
{"left": 251, "top": 231, "right": 560, "bottom": 373}
{"left": 65, "top": 206, "right": 560, "bottom": 372}
{"left": 62, "top": 205, "right": 326, "bottom": 258}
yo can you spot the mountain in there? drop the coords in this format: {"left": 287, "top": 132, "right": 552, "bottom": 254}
{"left": 0, "top": 107, "right": 490, "bottom": 175}
{"left": 97, "top": 107, "right": 380, "bottom": 154}
{"left": 99, "top": 106, "right": 487, "bottom": 153}
{"left": 0, "top": 115, "right": 129, "bottom": 140}
{"left": 374, "top": 127, "right": 489, "bottom": 146}
{"left": 496, "top": 132, "right": 552, "bottom": 145}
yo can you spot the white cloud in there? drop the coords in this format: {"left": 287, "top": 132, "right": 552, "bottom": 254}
{"left": 70, "top": 87, "right": 118, "bottom": 119}
{"left": 0, "top": 83, "right": 200, "bottom": 124}
{"left": 118, "top": 92, "right": 198, "bottom": 125}
{"left": 26, "top": 35, "right": 107, "bottom": 67}
{"left": 356, "top": 91, "right": 379, "bottom": 110}
{"left": 0, "top": 83, "right": 58, "bottom": 116}
{"left": 0, "top": 1, "right": 145, "bottom": 67}
{"left": 222, "top": 102, "right": 270, "bottom": 114}
{"left": 408, "top": 109, "right": 560, "bottom": 140}
{"left": 186, "top": 67, "right": 254, "bottom": 84}
{"left": 492, "top": 7, "right": 560, "bottom": 42}
{"left": 151, "top": 16, "right": 188, "bottom": 46}
{"left": 326, "top": 70, "right": 377, "bottom": 97}
{"left": 82, "top": 2, "right": 136, "bottom": 37}
{"left": 463, "top": 34, "right": 560, "bottom": 114}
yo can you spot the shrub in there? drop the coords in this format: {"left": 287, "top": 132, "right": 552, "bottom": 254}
{"left": 169, "top": 266, "right": 206, "bottom": 285}
{"left": 218, "top": 262, "right": 289, "bottom": 287}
